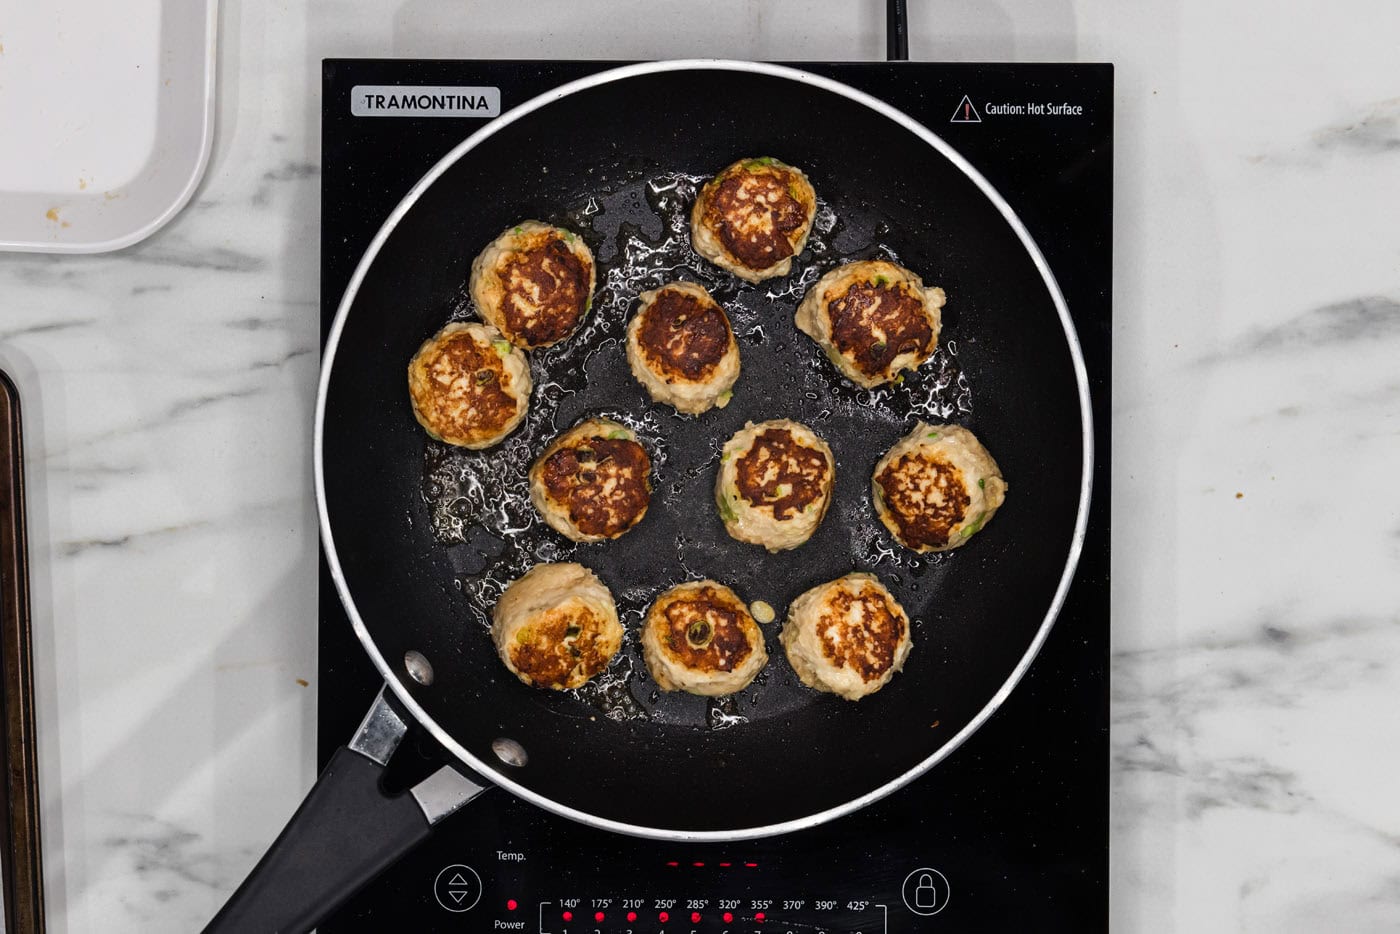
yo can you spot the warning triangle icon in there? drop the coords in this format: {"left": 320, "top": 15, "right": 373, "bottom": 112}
{"left": 449, "top": 890, "right": 468, "bottom": 904}
{"left": 448, "top": 873, "right": 469, "bottom": 886}
{"left": 950, "top": 95, "right": 981, "bottom": 123}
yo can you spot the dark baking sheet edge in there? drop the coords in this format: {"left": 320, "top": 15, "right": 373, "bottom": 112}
{"left": 0, "top": 371, "right": 44, "bottom": 934}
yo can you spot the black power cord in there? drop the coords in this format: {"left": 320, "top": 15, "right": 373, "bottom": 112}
{"left": 887, "top": 0, "right": 910, "bottom": 61}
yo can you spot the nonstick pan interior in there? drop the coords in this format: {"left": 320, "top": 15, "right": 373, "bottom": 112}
{"left": 320, "top": 64, "right": 1087, "bottom": 835}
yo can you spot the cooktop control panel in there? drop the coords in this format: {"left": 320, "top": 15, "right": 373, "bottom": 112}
{"left": 340, "top": 823, "right": 955, "bottom": 931}
{"left": 316, "top": 714, "right": 1100, "bottom": 932}
{"left": 429, "top": 849, "right": 949, "bottom": 933}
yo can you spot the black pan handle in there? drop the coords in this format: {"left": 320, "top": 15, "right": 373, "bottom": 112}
{"left": 202, "top": 687, "right": 486, "bottom": 934}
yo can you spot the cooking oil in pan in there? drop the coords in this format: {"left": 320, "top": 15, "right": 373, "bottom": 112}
{"left": 420, "top": 166, "right": 973, "bottom": 729}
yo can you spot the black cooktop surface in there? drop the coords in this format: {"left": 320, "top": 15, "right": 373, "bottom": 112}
{"left": 319, "top": 59, "right": 1111, "bottom": 933}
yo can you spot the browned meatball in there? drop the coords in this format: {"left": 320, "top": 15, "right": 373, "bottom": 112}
{"left": 690, "top": 157, "right": 818, "bottom": 282}
{"left": 529, "top": 418, "right": 652, "bottom": 542}
{"left": 470, "top": 221, "right": 595, "bottom": 348}
{"left": 407, "top": 322, "right": 531, "bottom": 449}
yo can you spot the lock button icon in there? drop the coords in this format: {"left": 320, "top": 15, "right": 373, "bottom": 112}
{"left": 914, "top": 873, "right": 938, "bottom": 909}
{"left": 902, "top": 867, "right": 950, "bottom": 915}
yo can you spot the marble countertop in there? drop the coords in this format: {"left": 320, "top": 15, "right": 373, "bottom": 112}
{"left": 2, "top": 1, "right": 1398, "bottom": 930}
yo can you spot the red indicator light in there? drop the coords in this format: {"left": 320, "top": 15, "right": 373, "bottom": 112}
{"left": 666, "top": 861, "right": 679, "bottom": 867}
{"left": 594, "top": 911, "right": 605, "bottom": 922}
{"left": 506, "top": 899, "right": 517, "bottom": 911}
{"left": 691, "top": 911, "right": 702, "bottom": 923}
{"left": 745, "top": 862, "right": 759, "bottom": 867}
{"left": 693, "top": 861, "right": 705, "bottom": 867}
{"left": 626, "top": 911, "right": 637, "bottom": 922}
{"left": 755, "top": 911, "right": 766, "bottom": 921}
{"left": 562, "top": 911, "right": 573, "bottom": 922}
{"left": 723, "top": 911, "right": 734, "bottom": 923}
{"left": 658, "top": 910, "right": 670, "bottom": 922}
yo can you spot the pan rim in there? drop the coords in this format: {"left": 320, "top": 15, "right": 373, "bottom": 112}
{"left": 315, "top": 58, "right": 1095, "bottom": 842}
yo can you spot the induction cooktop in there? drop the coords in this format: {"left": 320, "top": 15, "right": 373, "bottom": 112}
{"left": 318, "top": 59, "right": 1111, "bottom": 933}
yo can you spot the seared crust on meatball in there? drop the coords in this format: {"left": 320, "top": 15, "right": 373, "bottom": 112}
{"left": 633, "top": 284, "right": 733, "bottom": 382}
{"left": 625, "top": 281, "right": 741, "bottom": 415}
{"left": 492, "top": 563, "right": 623, "bottom": 690}
{"left": 690, "top": 157, "right": 817, "bottom": 283}
{"left": 529, "top": 418, "right": 652, "bottom": 542}
{"left": 640, "top": 580, "right": 769, "bottom": 696}
{"left": 781, "top": 572, "right": 912, "bottom": 701}
{"left": 878, "top": 453, "right": 968, "bottom": 547}
{"left": 470, "top": 220, "right": 596, "bottom": 348}
{"left": 715, "top": 419, "right": 834, "bottom": 552}
{"left": 872, "top": 422, "right": 1008, "bottom": 552}
{"left": 407, "top": 321, "right": 531, "bottom": 449}
{"left": 795, "top": 259, "right": 945, "bottom": 388}
{"left": 733, "top": 430, "right": 828, "bottom": 519}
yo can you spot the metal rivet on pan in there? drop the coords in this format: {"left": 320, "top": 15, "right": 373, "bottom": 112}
{"left": 492, "top": 737, "right": 528, "bottom": 768}
{"left": 403, "top": 650, "right": 434, "bottom": 686}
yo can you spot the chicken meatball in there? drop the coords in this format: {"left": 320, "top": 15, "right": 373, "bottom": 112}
{"left": 625, "top": 281, "right": 741, "bottom": 415}
{"left": 872, "top": 422, "right": 1008, "bottom": 553}
{"left": 529, "top": 418, "right": 652, "bottom": 542}
{"left": 406, "top": 321, "right": 531, "bottom": 449}
{"left": 641, "top": 580, "right": 769, "bottom": 696}
{"left": 715, "top": 419, "right": 834, "bottom": 552}
{"left": 690, "top": 157, "right": 817, "bottom": 283}
{"left": 469, "top": 220, "right": 596, "bottom": 348}
{"left": 491, "top": 563, "right": 623, "bottom": 690}
{"left": 781, "top": 572, "right": 912, "bottom": 701}
{"left": 795, "top": 259, "right": 945, "bottom": 388}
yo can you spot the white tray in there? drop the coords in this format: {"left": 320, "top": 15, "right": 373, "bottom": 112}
{"left": 0, "top": 0, "right": 217, "bottom": 253}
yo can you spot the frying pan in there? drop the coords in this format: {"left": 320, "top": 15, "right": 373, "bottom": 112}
{"left": 205, "top": 59, "right": 1091, "bottom": 932}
